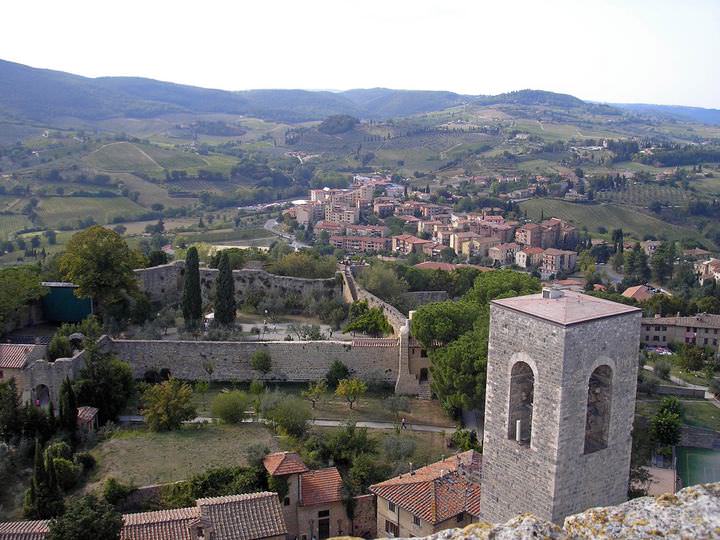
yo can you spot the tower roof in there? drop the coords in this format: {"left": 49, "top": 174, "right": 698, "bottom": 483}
{"left": 492, "top": 289, "right": 640, "bottom": 326}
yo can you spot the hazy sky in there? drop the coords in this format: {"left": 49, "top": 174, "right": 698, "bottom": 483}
{"left": 2, "top": 0, "right": 719, "bottom": 108}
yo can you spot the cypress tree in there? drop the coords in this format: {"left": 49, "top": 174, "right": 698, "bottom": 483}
{"left": 182, "top": 246, "right": 202, "bottom": 327}
{"left": 214, "top": 251, "right": 236, "bottom": 326}
{"left": 59, "top": 377, "right": 77, "bottom": 435}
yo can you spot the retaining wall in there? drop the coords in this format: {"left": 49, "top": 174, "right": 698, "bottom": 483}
{"left": 656, "top": 385, "right": 706, "bottom": 398}
{"left": 680, "top": 425, "right": 720, "bottom": 450}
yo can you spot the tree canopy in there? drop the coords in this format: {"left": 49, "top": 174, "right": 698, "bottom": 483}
{"left": 0, "top": 266, "right": 46, "bottom": 330}
{"left": 47, "top": 494, "right": 122, "bottom": 540}
{"left": 413, "top": 270, "right": 540, "bottom": 412}
{"left": 59, "top": 226, "right": 141, "bottom": 313}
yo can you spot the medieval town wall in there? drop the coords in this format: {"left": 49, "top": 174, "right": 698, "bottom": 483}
{"left": 107, "top": 337, "right": 399, "bottom": 384}
{"left": 135, "top": 261, "right": 341, "bottom": 306}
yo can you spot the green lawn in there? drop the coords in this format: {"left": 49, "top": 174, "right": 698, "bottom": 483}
{"left": 88, "top": 423, "right": 277, "bottom": 491}
{"left": 636, "top": 398, "right": 720, "bottom": 432}
{"left": 519, "top": 198, "right": 712, "bottom": 246}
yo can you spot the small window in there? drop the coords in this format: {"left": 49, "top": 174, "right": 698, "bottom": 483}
{"left": 318, "top": 509, "right": 330, "bottom": 518}
{"left": 388, "top": 501, "right": 396, "bottom": 512}
{"left": 385, "top": 521, "right": 399, "bottom": 537}
{"left": 456, "top": 512, "right": 464, "bottom": 523}
{"left": 283, "top": 496, "right": 290, "bottom": 506}
{"left": 413, "top": 515, "right": 420, "bottom": 526}
{"left": 653, "top": 336, "right": 659, "bottom": 341}
{"left": 0, "top": 370, "right": 3, "bottom": 379}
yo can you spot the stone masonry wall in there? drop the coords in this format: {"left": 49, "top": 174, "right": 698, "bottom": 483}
{"left": 107, "top": 337, "right": 399, "bottom": 383}
{"left": 135, "top": 261, "right": 341, "bottom": 306}
{"left": 680, "top": 425, "right": 720, "bottom": 450}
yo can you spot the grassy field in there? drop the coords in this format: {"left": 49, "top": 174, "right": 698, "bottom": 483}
{"left": 114, "top": 173, "right": 197, "bottom": 208}
{"left": 36, "top": 196, "right": 147, "bottom": 227}
{"left": 177, "top": 227, "right": 274, "bottom": 244}
{"left": 84, "top": 142, "right": 164, "bottom": 174}
{"left": 519, "top": 198, "right": 711, "bottom": 245}
{"left": 636, "top": 398, "right": 720, "bottom": 432}
{"left": 676, "top": 446, "right": 720, "bottom": 487}
{"left": 88, "top": 423, "right": 277, "bottom": 490}
{"left": 189, "top": 383, "right": 454, "bottom": 428}
{"left": 137, "top": 143, "right": 207, "bottom": 170}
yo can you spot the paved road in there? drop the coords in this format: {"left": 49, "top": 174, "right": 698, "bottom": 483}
{"left": 118, "top": 415, "right": 456, "bottom": 433}
{"left": 263, "top": 218, "right": 308, "bottom": 249}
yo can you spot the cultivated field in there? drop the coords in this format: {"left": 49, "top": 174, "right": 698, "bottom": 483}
{"left": 519, "top": 199, "right": 711, "bottom": 246}
{"left": 594, "top": 183, "right": 696, "bottom": 207}
{"left": 84, "top": 142, "right": 164, "bottom": 174}
{"left": 36, "top": 196, "right": 147, "bottom": 227}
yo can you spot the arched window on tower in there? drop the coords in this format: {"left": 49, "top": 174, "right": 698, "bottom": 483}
{"left": 584, "top": 365, "right": 612, "bottom": 454}
{"left": 507, "top": 361, "right": 534, "bottom": 445}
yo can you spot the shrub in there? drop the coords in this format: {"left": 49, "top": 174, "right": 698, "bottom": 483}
{"left": 250, "top": 350, "right": 272, "bottom": 375}
{"left": 654, "top": 359, "right": 672, "bottom": 380}
{"left": 103, "top": 477, "right": 136, "bottom": 507}
{"left": 47, "top": 334, "right": 73, "bottom": 361}
{"left": 325, "top": 360, "right": 350, "bottom": 389}
{"left": 335, "top": 378, "right": 367, "bottom": 409}
{"left": 211, "top": 391, "right": 250, "bottom": 424}
{"left": 45, "top": 441, "right": 72, "bottom": 461}
{"left": 637, "top": 370, "right": 660, "bottom": 395}
{"left": 142, "top": 379, "right": 196, "bottom": 432}
{"left": 53, "top": 457, "right": 82, "bottom": 491}
{"left": 651, "top": 410, "right": 681, "bottom": 447}
{"left": 450, "top": 428, "right": 482, "bottom": 451}
{"left": 264, "top": 396, "right": 311, "bottom": 438}
{"left": 658, "top": 396, "right": 684, "bottom": 418}
{"left": 382, "top": 434, "right": 416, "bottom": 462}
{"left": 74, "top": 452, "right": 96, "bottom": 472}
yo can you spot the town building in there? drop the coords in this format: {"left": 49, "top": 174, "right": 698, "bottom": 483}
{"left": 263, "top": 452, "right": 351, "bottom": 540}
{"left": 541, "top": 248, "right": 577, "bottom": 276}
{"left": 515, "top": 223, "right": 542, "bottom": 247}
{"left": 696, "top": 258, "right": 720, "bottom": 286}
{"left": 480, "top": 288, "right": 641, "bottom": 524}
{"left": 488, "top": 243, "right": 521, "bottom": 265}
{"left": 515, "top": 247, "right": 545, "bottom": 269}
{"left": 392, "top": 235, "right": 432, "bottom": 255}
{"left": 324, "top": 205, "right": 360, "bottom": 225}
{"left": 621, "top": 284, "right": 656, "bottom": 303}
{"left": 370, "top": 451, "right": 481, "bottom": 537}
{"left": 0, "top": 344, "right": 47, "bottom": 404}
{"left": 294, "top": 203, "right": 325, "bottom": 227}
{"left": 461, "top": 236, "right": 501, "bottom": 258}
{"left": 641, "top": 313, "right": 720, "bottom": 354}
{"left": 329, "top": 235, "right": 390, "bottom": 253}
{"left": 641, "top": 240, "right": 663, "bottom": 257}
{"left": 345, "top": 224, "right": 389, "bottom": 237}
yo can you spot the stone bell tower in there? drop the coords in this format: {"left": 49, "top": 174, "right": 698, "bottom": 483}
{"left": 479, "top": 288, "right": 641, "bottom": 524}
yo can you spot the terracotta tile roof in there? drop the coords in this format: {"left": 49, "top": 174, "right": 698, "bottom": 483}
{"left": 197, "top": 492, "right": 287, "bottom": 540}
{"left": 0, "top": 520, "right": 49, "bottom": 540}
{"left": 300, "top": 467, "right": 343, "bottom": 506}
{"left": 413, "top": 262, "right": 491, "bottom": 272}
{"left": 76, "top": 406, "right": 99, "bottom": 423}
{"left": 351, "top": 338, "right": 398, "bottom": 348}
{"left": 0, "top": 344, "right": 37, "bottom": 369}
{"left": 263, "top": 452, "right": 309, "bottom": 476}
{"left": 370, "top": 451, "right": 482, "bottom": 524}
{"left": 622, "top": 285, "right": 654, "bottom": 302}
{"left": 122, "top": 507, "right": 199, "bottom": 540}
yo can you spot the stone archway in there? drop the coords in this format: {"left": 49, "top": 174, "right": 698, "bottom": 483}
{"left": 35, "top": 384, "right": 50, "bottom": 408}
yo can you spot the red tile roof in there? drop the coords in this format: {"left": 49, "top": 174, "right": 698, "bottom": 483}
{"left": 122, "top": 507, "right": 199, "bottom": 540}
{"left": 370, "top": 451, "right": 482, "bottom": 524}
{"left": 413, "top": 262, "right": 491, "bottom": 272}
{"left": 76, "top": 406, "right": 99, "bottom": 423}
{"left": 263, "top": 452, "right": 309, "bottom": 476}
{"left": 622, "top": 285, "right": 654, "bottom": 302}
{"left": 0, "top": 344, "right": 37, "bottom": 369}
{"left": 197, "top": 492, "right": 287, "bottom": 540}
{"left": 0, "top": 520, "right": 49, "bottom": 540}
{"left": 300, "top": 467, "right": 343, "bottom": 506}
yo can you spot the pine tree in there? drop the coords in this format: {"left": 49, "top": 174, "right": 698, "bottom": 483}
{"left": 214, "top": 251, "right": 236, "bottom": 326}
{"left": 181, "top": 247, "right": 202, "bottom": 327}
{"left": 59, "top": 377, "right": 77, "bottom": 435}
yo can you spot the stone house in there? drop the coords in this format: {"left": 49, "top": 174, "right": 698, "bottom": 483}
{"left": 541, "top": 248, "right": 577, "bottom": 276}
{"left": 262, "top": 452, "right": 351, "bottom": 540}
{"left": 488, "top": 242, "right": 521, "bottom": 265}
{"left": 0, "top": 344, "right": 47, "bottom": 404}
{"left": 370, "top": 451, "right": 482, "bottom": 537}
{"left": 392, "top": 235, "right": 431, "bottom": 255}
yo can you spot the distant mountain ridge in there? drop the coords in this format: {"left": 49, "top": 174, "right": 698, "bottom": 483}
{"left": 613, "top": 103, "right": 720, "bottom": 126}
{"left": 1, "top": 58, "right": 719, "bottom": 126}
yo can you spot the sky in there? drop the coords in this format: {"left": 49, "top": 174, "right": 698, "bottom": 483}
{"left": 2, "top": 0, "right": 719, "bottom": 108}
